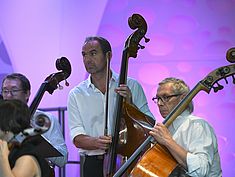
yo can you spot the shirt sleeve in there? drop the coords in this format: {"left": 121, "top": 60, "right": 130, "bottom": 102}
{"left": 185, "top": 120, "right": 218, "bottom": 176}
{"left": 67, "top": 90, "right": 87, "bottom": 141}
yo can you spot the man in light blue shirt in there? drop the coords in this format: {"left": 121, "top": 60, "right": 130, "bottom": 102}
{"left": 1, "top": 73, "right": 68, "bottom": 167}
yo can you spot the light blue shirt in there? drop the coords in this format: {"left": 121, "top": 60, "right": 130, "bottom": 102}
{"left": 67, "top": 71, "right": 154, "bottom": 156}
{"left": 33, "top": 110, "right": 68, "bottom": 167}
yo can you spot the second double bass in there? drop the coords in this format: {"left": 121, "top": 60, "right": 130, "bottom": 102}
{"left": 1, "top": 57, "right": 71, "bottom": 177}
{"left": 105, "top": 14, "right": 155, "bottom": 176}
{"left": 114, "top": 51, "right": 235, "bottom": 176}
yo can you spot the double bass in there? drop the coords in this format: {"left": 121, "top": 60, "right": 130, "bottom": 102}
{"left": 8, "top": 57, "right": 71, "bottom": 177}
{"left": 114, "top": 47, "right": 235, "bottom": 176}
{"left": 105, "top": 14, "right": 155, "bottom": 176}
{"left": 30, "top": 56, "right": 71, "bottom": 115}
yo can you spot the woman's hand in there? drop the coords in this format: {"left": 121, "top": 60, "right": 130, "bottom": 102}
{"left": 0, "top": 140, "right": 9, "bottom": 160}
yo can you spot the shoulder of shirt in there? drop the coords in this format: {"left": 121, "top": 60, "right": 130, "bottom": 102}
{"left": 127, "top": 77, "right": 141, "bottom": 89}
{"left": 69, "top": 78, "right": 90, "bottom": 93}
{"left": 127, "top": 76, "right": 138, "bottom": 82}
{"left": 187, "top": 114, "right": 212, "bottom": 127}
{"left": 112, "top": 71, "right": 139, "bottom": 83}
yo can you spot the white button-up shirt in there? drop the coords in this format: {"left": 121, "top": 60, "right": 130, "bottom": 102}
{"left": 68, "top": 71, "right": 154, "bottom": 156}
{"left": 168, "top": 111, "right": 222, "bottom": 177}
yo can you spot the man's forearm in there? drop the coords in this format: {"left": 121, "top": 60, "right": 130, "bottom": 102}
{"left": 73, "top": 135, "right": 99, "bottom": 150}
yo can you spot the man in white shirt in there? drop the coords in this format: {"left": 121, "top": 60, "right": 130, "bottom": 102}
{"left": 67, "top": 36, "right": 154, "bottom": 177}
{"left": 1, "top": 73, "right": 68, "bottom": 167}
{"left": 150, "top": 77, "right": 222, "bottom": 177}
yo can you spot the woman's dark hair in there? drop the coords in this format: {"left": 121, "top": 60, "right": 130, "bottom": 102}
{"left": 0, "top": 99, "right": 31, "bottom": 134}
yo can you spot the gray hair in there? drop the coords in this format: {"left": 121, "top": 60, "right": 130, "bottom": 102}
{"left": 158, "top": 77, "right": 194, "bottom": 113}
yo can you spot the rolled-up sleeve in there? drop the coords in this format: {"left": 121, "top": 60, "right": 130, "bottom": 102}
{"left": 185, "top": 120, "right": 218, "bottom": 176}
{"left": 186, "top": 152, "right": 210, "bottom": 176}
{"left": 67, "top": 90, "right": 86, "bottom": 141}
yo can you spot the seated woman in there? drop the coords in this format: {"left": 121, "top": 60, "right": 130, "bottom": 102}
{"left": 0, "top": 99, "right": 54, "bottom": 177}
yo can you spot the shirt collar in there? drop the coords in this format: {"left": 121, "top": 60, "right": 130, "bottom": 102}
{"left": 86, "top": 75, "right": 92, "bottom": 88}
{"left": 170, "top": 110, "right": 191, "bottom": 133}
{"left": 82, "top": 74, "right": 92, "bottom": 89}
{"left": 85, "top": 70, "right": 119, "bottom": 89}
{"left": 111, "top": 71, "right": 119, "bottom": 83}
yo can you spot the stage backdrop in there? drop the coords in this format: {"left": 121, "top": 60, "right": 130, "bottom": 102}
{"left": 0, "top": 0, "right": 235, "bottom": 176}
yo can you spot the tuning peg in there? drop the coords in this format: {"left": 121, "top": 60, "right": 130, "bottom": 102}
{"left": 224, "top": 77, "right": 228, "bottom": 84}
{"left": 65, "top": 79, "right": 69, "bottom": 86}
{"left": 138, "top": 44, "right": 145, "bottom": 49}
{"left": 58, "top": 84, "right": 63, "bottom": 90}
{"left": 144, "top": 36, "right": 150, "bottom": 43}
{"left": 212, "top": 86, "right": 219, "bottom": 93}
{"left": 217, "top": 82, "right": 224, "bottom": 90}
{"left": 212, "top": 82, "right": 224, "bottom": 93}
{"left": 232, "top": 75, "right": 235, "bottom": 84}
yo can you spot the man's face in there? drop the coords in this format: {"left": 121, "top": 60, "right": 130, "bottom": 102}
{"left": 156, "top": 83, "right": 183, "bottom": 118}
{"left": 82, "top": 40, "right": 108, "bottom": 75}
{"left": 1, "top": 78, "right": 30, "bottom": 103}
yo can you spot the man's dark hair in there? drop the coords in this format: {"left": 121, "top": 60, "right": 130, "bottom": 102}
{"left": 2, "top": 73, "right": 31, "bottom": 93}
{"left": 0, "top": 99, "right": 30, "bottom": 134}
{"left": 84, "top": 36, "right": 112, "bottom": 55}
